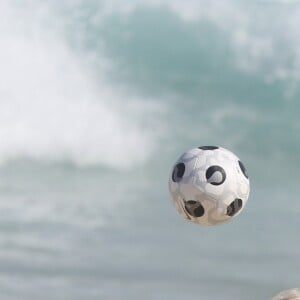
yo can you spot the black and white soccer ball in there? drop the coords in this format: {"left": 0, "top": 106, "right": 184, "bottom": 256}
{"left": 168, "top": 146, "right": 250, "bottom": 226}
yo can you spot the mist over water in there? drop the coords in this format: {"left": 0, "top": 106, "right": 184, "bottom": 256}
{"left": 1, "top": 1, "right": 300, "bottom": 299}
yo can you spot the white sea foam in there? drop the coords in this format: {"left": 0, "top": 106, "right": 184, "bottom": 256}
{"left": 0, "top": 1, "right": 164, "bottom": 168}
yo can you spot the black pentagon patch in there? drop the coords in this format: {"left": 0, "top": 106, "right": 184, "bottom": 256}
{"left": 238, "top": 160, "right": 248, "bottom": 179}
{"left": 206, "top": 165, "right": 226, "bottom": 185}
{"left": 227, "top": 199, "right": 243, "bottom": 217}
{"left": 198, "top": 146, "right": 219, "bottom": 150}
{"left": 172, "top": 162, "right": 185, "bottom": 182}
{"left": 185, "top": 200, "right": 205, "bottom": 217}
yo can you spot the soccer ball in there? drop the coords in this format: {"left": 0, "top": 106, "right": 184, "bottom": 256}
{"left": 168, "top": 146, "right": 250, "bottom": 226}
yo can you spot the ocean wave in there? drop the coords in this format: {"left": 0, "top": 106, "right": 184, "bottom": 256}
{"left": 0, "top": 1, "right": 165, "bottom": 168}
{"left": 14, "top": 0, "right": 300, "bottom": 87}
{"left": 81, "top": 0, "right": 300, "bottom": 87}
{"left": 2, "top": 0, "right": 300, "bottom": 176}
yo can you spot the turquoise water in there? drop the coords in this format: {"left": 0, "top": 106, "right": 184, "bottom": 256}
{"left": 1, "top": 1, "right": 300, "bottom": 299}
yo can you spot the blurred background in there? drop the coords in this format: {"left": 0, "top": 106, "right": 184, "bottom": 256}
{"left": 1, "top": 0, "right": 300, "bottom": 299}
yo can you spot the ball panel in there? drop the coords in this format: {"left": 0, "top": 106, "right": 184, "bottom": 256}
{"left": 205, "top": 165, "right": 226, "bottom": 185}
{"left": 198, "top": 146, "right": 219, "bottom": 150}
{"left": 227, "top": 198, "right": 243, "bottom": 217}
{"left": 172, "top": 162, "right": 185, "bottom": 182}
{"left": 238, "top": 160, "right": 248, "bottom": 179}
{"left": 204, "top": 183, "right": 225, "bottom": 196}
{"left": 184, "top": 200, "right": 205, "bottom": 217}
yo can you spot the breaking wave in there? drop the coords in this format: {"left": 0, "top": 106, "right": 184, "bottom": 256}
{"left": 0, "top": 1, "right": 165, "bottom": 169}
